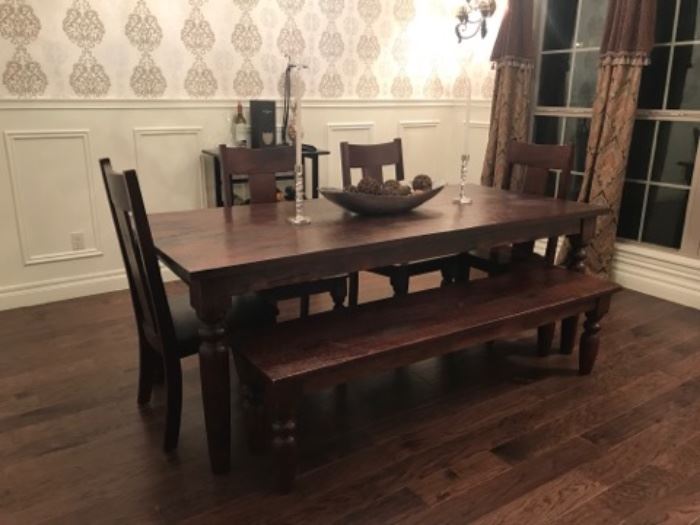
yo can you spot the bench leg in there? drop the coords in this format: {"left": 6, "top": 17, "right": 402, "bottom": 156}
{"left": 537, "top": 323, "right": 555, "bottom": 357}
{"left": 579, "top": 300, "right": 609, "bottom": 375}
{"left": 233, "top": 355, "right": 267, "bottom": 455}
{"left": 269, "top": 385, "right": 301, "bottom": 493}
{"left": 561, "top": 315, "right": 579, "bottom": 355}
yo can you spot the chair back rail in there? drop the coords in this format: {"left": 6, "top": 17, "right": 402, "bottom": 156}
{"left": 219, "top": 145, "right": 295, "bottom": 205}
{"left": 340, "top": 138, "right": 405, "bottom": 187}
{"left": 503, "top": 142, "right": 575, "bottom": 264}
{"left": 99, "top": 159, "right": 176, "bottom": 353}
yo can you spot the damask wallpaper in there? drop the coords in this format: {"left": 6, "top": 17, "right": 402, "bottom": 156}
{"left": 0, "top": 0, "right": 500, "bottom": 100}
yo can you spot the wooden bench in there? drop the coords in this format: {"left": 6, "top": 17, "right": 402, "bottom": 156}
{"left": 234, "top": 267, "right": 620, "bottom": 492}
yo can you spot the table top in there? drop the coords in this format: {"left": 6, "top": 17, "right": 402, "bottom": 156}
{"left": 150, "top": 184, "right": 606, "bottom": 290}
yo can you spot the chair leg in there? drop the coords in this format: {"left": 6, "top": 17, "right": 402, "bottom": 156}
{"left": 560, "top": 315, "right": 579, "bottom": 355}
{"left": 269, "top": 385, "right": 301, "bottom": 493}
{"left": 329, "top": 279, "right": 348, "bottom": 310}
{"left": 163, "top": 358, "right": 183, "bottom": 452}
{"left": 390, "top": 270, "right": 409, "bottom": 296}
{"left": 537, "top": 323, "right": 555, "bottom": 357}
{"left": 440, "top": 266, "right": 454, "bottom": 287}
{"left": 299, "top": 294, "right": 310, "bottom": 318}
{"left": 455, "top": 253, "right": 471, "bottom": 283}
{"left": 579, "top": 309, "right": 603, "bottom": 375}
{"left": 137, "top": 338, "right": 156, "bottom": 405}
{"left": 348, "top": 272, "right": 359, "bottom": 306}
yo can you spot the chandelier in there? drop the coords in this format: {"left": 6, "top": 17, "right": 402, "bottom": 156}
{"left": 455, "top": 0, "right": 497, "bottom": 42}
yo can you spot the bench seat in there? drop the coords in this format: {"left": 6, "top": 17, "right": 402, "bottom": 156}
{"left": 235, "top": 266, "right": 620, "bottom": 492}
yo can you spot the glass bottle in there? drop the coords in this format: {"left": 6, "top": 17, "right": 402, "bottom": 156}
{"left": 233, "top": 101, "right": 247, "bottom": 147}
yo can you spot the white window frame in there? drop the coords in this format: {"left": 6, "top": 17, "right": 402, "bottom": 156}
{"left": 532, "top": 0, "right": 700, "bottom": 259}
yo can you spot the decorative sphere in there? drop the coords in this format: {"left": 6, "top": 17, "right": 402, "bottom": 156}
{"left": 412, "top": 174, "right": 433, "bottom": 191}
{"left": 357, "top": 177, "right": 382, "bottom": 195}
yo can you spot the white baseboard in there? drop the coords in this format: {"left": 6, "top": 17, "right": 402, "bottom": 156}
{"left": 534, "top": 239, "right": 700, "bottom": 310}
{"left": 0, "top": 267, "right": 179, "bottom": 311}
{"left": 611, "top": 241, "right": 700, "bottom": 310}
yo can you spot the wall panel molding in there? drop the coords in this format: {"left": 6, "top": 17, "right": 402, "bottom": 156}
{"left": 133, "top": 126, "right": 205, "bottom": 210}
{"left": 3, "top": 129, "right": 102, "bottom": 265}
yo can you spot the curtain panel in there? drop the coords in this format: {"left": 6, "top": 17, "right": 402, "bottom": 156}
{"left": 480, "top": 0, "right": 535, "bottom": 190}
{"left": 576, "top": 0, "right": 656, "bottom": 277}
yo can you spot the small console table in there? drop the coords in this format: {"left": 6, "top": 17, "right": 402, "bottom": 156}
{"left": 201, "top": 147, "right": 330, "bottom": 207}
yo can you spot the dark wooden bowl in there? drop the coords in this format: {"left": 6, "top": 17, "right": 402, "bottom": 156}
{"left": 319, "top": 183, "right": 444, "bottom": 216}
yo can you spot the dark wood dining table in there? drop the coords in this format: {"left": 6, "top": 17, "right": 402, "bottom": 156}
{"left": 148, "top": 183, "right": 607, "bottom": 474}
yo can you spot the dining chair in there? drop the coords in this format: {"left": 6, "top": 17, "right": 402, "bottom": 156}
{"left": 100, "top": 158, "right": 277, "bottom": 452}
{"left": 340, "top": 138, "right": 456, "bottom": 303}
{"left": 464, "top": 141, "right": 576, "bottom": 355}
{"left": 219, "top": 145, "right": 350, "bottom": 313}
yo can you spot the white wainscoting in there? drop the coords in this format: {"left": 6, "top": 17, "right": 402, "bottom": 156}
{"left": 4, "top": 129, "right": 102, "bottom": 266}
{"left": 325, "top": 121, "right": 375, "bottom": 188}
{"left": 0, "top": 99, "right": 466, "bottom": 310}
{"left": 1, "top": 97, "right": 697, "bottom": 311}
{"left": 133, "top": 126, "right": 205, "bottom": 212}
{"left": 398, "top": 119, "right": 443, "bottom": 181}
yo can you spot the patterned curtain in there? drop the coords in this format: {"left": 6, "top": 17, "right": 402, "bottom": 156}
{"left": 480, "top": 0, "right": 535, "bottom": 189}
{"left": 574, "top": 0, "right": 656, "bottom": 277}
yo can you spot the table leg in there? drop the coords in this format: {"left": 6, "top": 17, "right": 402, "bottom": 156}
{"left": 561, "top": 218, "right": 595, "bottom": 355}
{"left": 193, "top": 288, "right": 231, "bottom": 474}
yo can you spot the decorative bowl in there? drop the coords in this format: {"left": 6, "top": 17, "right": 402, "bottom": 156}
{"left": 319, "top": 182, "right": 444, "bottom": 216}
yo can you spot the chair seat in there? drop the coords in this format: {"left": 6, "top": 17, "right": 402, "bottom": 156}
{"left": 169, "top": 293, "right": 279, "bottom": 357}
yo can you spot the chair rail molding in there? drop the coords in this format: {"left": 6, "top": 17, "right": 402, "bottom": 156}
{"left": 3, "top": 129, "right": 103, "bottom": 266}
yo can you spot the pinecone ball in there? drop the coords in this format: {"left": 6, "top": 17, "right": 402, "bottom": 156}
{"left": 345, "top": 184, "right": 358, "bottom": 193}
{"left": 398, "top": 184, "right": 412, "bottom": 196}
{"left": 412, "top": 174, "right": 433, "bottom": 192}
{"left": 381, "top": 179, "right": 402, "bottom": 196}
{"left": 357, "top": 176, "right": 382, "bottom": 195}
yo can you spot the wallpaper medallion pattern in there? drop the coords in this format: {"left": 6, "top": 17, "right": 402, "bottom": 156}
{"left": 276, "top": 0, "right": 305, "bottom": 97}
{"left": 356, "top": 0, "right": 379, "bottom": 98}
{"left": 0, "top": 0, "right": 500, "bottom": 100}
{"left": 390, "top": 0, "right": 414, "bottom": 98}
{"left": 182, "top": 0, "right": 217, "bottom": 97}
{"left": 125, "top": 0, "right": 166, "bottom": 97}
{"left": 232, "top": 0, "right": 263, "bottom": 96}
{"left": 0, "top": 0, "right": 47, "bottom": 97}
{"left": 63, "top": 0, "right": 110, "bottom": 97}
{"left": 318, "top": 0, "right": 344, "bottom": 97}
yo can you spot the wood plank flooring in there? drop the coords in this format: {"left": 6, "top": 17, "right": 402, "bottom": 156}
{"left": 1, "top": 273, "right": 699, "bottom": 524}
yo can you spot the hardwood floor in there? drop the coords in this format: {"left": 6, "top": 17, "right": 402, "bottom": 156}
{"left": 1, "top": 273, "right": 699, "bottom": 524}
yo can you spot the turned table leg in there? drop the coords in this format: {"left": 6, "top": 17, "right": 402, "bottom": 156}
{"left": 193, "top": 286, "right": 232, "bottom": 474}
{"left": 562, "top": 220, "right": 593, "bottom": 354}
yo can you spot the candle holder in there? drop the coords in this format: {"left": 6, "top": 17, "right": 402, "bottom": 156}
{"left": 454, "top": 153, "right": 472, "bottom": 205}
{"left": 287, "top": 71, "right": 311, "bottom": 225}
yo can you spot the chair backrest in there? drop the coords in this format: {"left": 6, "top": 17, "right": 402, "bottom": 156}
{"left": 340, "top": 138, "right": 405, "bottom": 187}
{"left": 219, "top": 145, "right": 295, "bottom": 205}
{"left": 100, "top": 158, "right": 175, "bottom": 353}
{"left": 504, "top": 141, "right": 574, "bottom": 200}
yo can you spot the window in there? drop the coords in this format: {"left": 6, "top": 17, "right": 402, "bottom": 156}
{"left": 534, "top": 0, "right": 700, "bottom": 257}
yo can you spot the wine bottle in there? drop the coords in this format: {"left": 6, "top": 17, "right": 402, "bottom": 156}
{"left": 234, "top": 101, "right": 247, "bottom": 147}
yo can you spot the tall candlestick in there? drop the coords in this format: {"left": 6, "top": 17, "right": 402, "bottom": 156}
{"left": 288, "top": 66, "right": 311, "bottom": 225}
{"left": 454, "top": 153, "right": 472, "bottom": 205}
{"left": 454, "top": 96, "right": 472, "bottom": 205}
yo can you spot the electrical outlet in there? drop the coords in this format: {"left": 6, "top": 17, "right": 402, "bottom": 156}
{"left": 70, "top": 231, "right": 85, "bottom": 251}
